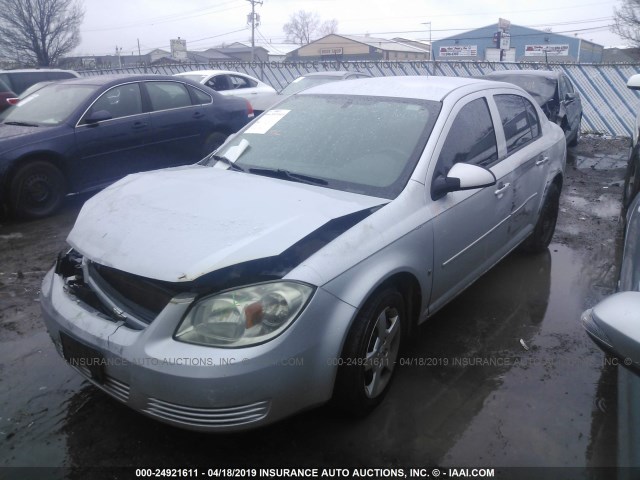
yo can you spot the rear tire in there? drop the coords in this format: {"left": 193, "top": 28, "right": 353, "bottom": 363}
{"left": 332, "top": 286, "right": 404, "bottom": 416}
{"left": 568, "top": 116, "right": 581, "bottom": 147}
{"left": 9, "top": 161, "right": 66, "bottom": 219}
{"left": 520, "top": 183, "right": 560, "bottom": 253}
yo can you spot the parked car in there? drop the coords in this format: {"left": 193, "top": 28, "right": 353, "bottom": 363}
{"left": 174, "top": 69, "right": 276, "bottom": 114}
{"left": 258, "top": 71, "right": 372, "bottom": 111}
{"left": 41, "top": 76, "right": 566, "bottom": 431}
{"left": 0, "top": 68, "right": 79, "bottom": 95}
{"left": 624, "top": 74, "right": 640, "bottom": 210}
{"left": 483, "top": 70, "right": 582, "bottom": 147}
{"left": 581, "top": 190, "right": 640, "bottom": 367}
{"left": 0, "top": 78, "right": 16, "bottom": 113}
{"left": 0, "top": 74, "right": 251, "bottom": 219}
{"left": 582, "top": 74, "right": 640, "bottom": 365}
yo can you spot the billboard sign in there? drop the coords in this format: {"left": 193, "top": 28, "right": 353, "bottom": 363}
{"left": 524, "top": 44, "right": 569, "bottom": 56}
{"left": 438, "top": 45, "right": 478, "bottom": 57}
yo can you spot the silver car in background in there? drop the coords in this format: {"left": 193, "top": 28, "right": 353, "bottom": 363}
{"left": 41, "top": 76, "right": 566, "bottom": 431}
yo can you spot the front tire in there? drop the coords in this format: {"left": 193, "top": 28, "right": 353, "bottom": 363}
{"left": 9, "top": 161, "right": 66, "bottom": 219}
{"left": 520, "top": 183, "right": 560, "bottom": 253}
{"left": 623, "top": 148, "right": 640, "bottom": 210}
{"left": 333, "top": 287, "right": 405, "bottom": 416}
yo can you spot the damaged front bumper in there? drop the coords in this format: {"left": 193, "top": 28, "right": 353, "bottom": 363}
{"left": 40, "top": 254, "right": 355, "bottom": 432}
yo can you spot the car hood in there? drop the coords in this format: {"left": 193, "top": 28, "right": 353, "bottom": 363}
{"left": 0, "top": 122, "right": 68, "bottom": 155}
{"left": 68, "top": 165, "right": 387, "bottom": 283}
{"left": 0, "top": 122, "right": 43, "bottom": 140}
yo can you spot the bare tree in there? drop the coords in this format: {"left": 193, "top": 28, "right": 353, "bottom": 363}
{"left": 283, "top": 10, "right": 337, "bottom": 45}
{"left": 613, "top": 0, "right": 640, "bottom": 46}
{"left": 0, "top": 0, "right": 85, "bottom": 67}
{"left": 319, "top": 18, "right": 338, "bottom": 37}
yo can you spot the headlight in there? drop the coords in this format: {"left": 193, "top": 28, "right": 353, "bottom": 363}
{"left": 175, "top": 281, "right": 314, "bottom": 347}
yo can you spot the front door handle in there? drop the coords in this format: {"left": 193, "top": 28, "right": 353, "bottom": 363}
{"left": 536, "top": 155, "right": 549, "bottom": 166}
{"left": 494, "top": 182, "right": 510, "bottom": 197}
{"left": 132, "top": 122, "right": 148, "bottom": 130}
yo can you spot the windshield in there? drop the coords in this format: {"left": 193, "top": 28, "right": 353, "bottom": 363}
{"left": 0, "top": 83, "right": 98, "bottom": 126}
{"left": 488, "top": 74, "right": 557, "bottom": 106}
{"left": 279, "top": 76, "right": 340, "bottom": 95}
{"left": 206, "top": 94, "right": 441, "bottom": 199}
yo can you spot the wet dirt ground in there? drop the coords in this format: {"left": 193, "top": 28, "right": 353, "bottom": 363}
{"left": 0, "top": 136, "right": 631, "bottom": 479}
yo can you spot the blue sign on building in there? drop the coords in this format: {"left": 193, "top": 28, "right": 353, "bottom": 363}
{"left": 432, "top": 23, "right": 603, "bottom": 63}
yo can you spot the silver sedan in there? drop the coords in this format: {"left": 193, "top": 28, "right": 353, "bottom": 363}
{"left": 41, "top": 76, "right": 566, "bottom": 431}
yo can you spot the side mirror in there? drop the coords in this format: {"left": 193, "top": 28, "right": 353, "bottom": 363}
{"left": 432, "top": 162, "right": 497, "bottom": 200}
{"left": 83, "top": 109, "right": 112, "bottom": 125}
{"left": 628, "top": 74, "right": 640, "bottom": 91}
{"left": 581, "top": 291, "right": 640, "bottom": 370}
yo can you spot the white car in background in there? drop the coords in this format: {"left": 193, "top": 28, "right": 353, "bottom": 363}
{"left": 174, "top": 70, "right": 276, "bottom": 114}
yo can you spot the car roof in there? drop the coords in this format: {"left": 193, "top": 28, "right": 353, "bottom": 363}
{"left": 300, "top": 75, "right": 509, "bottom": 101}
{"left": 47, "top": 74, "right": 201, "bottom": 86}
{"left": 0, "top": 68, "right": 79, "bottom": 75}
{"left": 301, "top": 71, "right": 367, "bottom": 78}
{"left": 175, "top": 70, "right": 256, "bottom": 77}
{"left": 484, "top": 70, "right": 560, "bottom": 79}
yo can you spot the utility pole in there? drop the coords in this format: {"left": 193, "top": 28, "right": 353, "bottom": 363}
{"left": 421, "top": 22, "right": 432, "bottom": 61}
{"left": 115, "top": 45, "right": 122, "bottom": 69}
{"left": 246, "top": 0, "right": 263, "bottom": 61}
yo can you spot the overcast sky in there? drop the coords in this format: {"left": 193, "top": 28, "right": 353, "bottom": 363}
{"left": 75, "top": 0, "right": 624, "bottom": 57}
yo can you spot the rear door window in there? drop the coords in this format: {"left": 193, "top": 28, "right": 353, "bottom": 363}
{"left": 145, "top": 81, "right": 192, "bottom": 111}
{"left": 494, "top": 94, "right": 539, "bottom": 154}
{"left": 229, "top": 75, "right": 256, "bottom": 89}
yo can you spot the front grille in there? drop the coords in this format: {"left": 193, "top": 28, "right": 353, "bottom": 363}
{"left": 143, "top": 398, "right": 271, "bottom": 428}
{"left": 88, "top": 262, "right": 185, "bottom": 324}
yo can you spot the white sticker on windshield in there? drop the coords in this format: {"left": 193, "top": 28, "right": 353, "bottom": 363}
{"left": 245, "top": 109, "right": 290, "bottom": 134}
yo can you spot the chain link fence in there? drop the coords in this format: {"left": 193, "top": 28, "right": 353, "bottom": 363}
{"left": 79, "top": 60, "right": 640, "bottom": 137}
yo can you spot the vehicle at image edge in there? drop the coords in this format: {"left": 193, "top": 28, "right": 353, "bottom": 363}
{"left": 624, "top": 74, "right": 640, "bottom": 211}
{"left": 0, "top": 78, "right": 16, "bottom": 113}
{"left": 257, "top": 71, "right": 372, "bottom": 111}
{"left": 6, "top": 80, "right": 56, "bottom": 108}
{"left": 174, "top": 69, "right": 276, "bottom": 114}
{"left": 582, "top": 74, "right": 640, "bottom": 367}
{"left": 40, "top": 76, "right": 567, "bottom": 432}
{"left": 0, "top": 74, "right": 251, "bottom": 219}
{"left": 483, "top": 70, "right": 582, "bottom": 147}
{"left": 0, "top": 68, "right": 80, "bottom": 96}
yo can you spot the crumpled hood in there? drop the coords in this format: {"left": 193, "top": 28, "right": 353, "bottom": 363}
{"left": 68, "top": 165, "right": 387, "bottom": 283}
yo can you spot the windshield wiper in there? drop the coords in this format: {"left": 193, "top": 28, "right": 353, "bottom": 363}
{"left": 4, "top": 121, "right": 39, "bottom": 127}
{"left": 248, "top": 167, "right": 328, "bottom": 186}
{"left": 209, "top": 154, "right": 245, "bottom": 172}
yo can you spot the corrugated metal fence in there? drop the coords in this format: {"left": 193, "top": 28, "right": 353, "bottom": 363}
{"left": 81, "top": 61, "right": 640, "bottom": 137}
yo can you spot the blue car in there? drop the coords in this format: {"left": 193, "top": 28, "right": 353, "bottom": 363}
{"left": 0, "top": 74, "right": 251, "bottom": 219}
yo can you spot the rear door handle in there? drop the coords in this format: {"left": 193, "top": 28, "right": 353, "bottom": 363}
{"left": 193, "top": 112, "right": 205, "bottom": 119}
{"left": 132, "top": 122, "right": 148, "bottom": 130}
{"left": 536, "top": 155, "right": 549, "bottom": 166}
{"left": 494, "top": 182, "right": 510, "bottom": 196}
